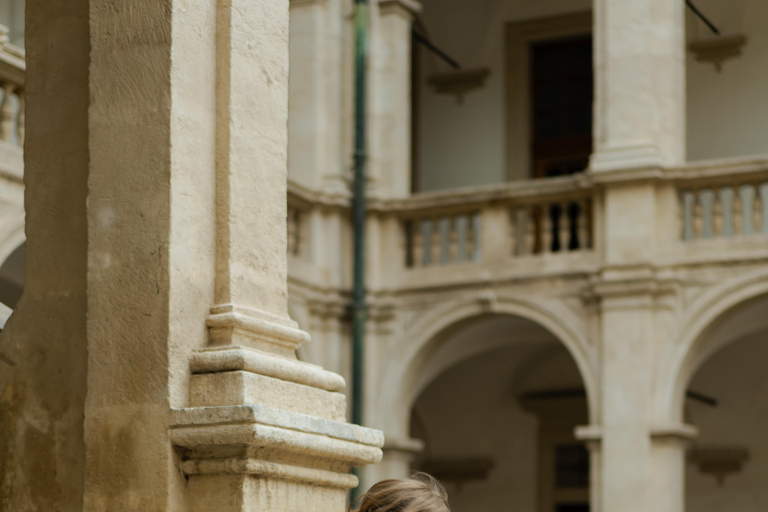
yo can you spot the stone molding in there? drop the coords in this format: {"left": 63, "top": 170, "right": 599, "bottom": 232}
{"left": 207, "top": 304, "right": 310, "bottom": 357}
{"left": 650, "top": 423, "right": 699, "bottom": 442}
{"left": 589, "top": 145, "right": 665, "bottom": 174}
{"left": 171, "top": 405, "right": 384, "bottom": 488}
{"left": 190, "top": 345, "right": 346, "bottom": 392}
{"left": 383, "top": 436, "right": 425, "bottom": 455}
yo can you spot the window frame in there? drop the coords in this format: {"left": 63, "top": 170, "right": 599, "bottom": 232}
{"left": 505, "top": 12, "right": 593, "bottom": 181}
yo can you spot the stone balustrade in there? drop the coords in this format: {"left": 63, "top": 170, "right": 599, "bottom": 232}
{"left": 678, "top": 162, "right": 768, "bottom": 241}
{"left": 383, "top": 174, "right": 596, "bottom": 269}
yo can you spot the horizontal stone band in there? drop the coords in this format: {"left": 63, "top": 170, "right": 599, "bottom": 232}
{"left": 190, "top": 346, "right": 346, "bottom": 392}
{"left": 182, "top": 458, "right": 359, "bottom": 489}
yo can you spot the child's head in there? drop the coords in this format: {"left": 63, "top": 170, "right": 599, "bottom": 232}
{"left": 352, "top": 473, "right": 450, "bottom": 512}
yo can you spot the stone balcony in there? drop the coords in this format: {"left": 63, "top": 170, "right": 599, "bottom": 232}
{"left": 287, "top": 156, "right": 768, "bottom": 295}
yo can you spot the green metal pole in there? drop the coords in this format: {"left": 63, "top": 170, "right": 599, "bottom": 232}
{"left": 351, "top": 0, "right": 368, "bottom": 430}
{"left": 350, "top": 0, "right": 369, "bottom": 502}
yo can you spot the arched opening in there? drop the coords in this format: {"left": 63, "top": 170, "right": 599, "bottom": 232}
{"left": 406, "top": 313, "right": 592, "bottom": 512}
{"left": 0, "top": 241, "right": 23, "bottom": 308}
{"left": 675, "top": 293, "right": 768, "bottom": 511}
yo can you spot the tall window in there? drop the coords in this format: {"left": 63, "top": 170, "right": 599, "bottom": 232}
{"left": 530, "top": 35, "right": 593, "bottom": 178}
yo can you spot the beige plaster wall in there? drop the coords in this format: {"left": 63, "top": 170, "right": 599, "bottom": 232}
{"left": 686, "top": 333, "right": 768, "bottom": 512}
{"left": 686, "top": 0, "right": 768, "bottom": 162}
{"left": 415, "top": 0, "right": 591, "bottom": 192}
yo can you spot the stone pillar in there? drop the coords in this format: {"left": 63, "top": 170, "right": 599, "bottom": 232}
{"left": 592, "top": 283, "right": 694, "bottom": 512}
{"left": 0, "top": 0, "right": 89, "bottom": 509}
{"left": 369, "top": 0, "right": 420, "bottom": 199}
{"left": 590, "top": 0, "right": 686, "bottom": 171}
{"left": 1, "top": 0, "right": 383, "bottom": 510}
{"left": 288, "top": 0, "right": 347, "bottom": 195}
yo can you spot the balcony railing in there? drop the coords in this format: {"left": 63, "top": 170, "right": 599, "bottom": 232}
{"left": 675, "top": 158, "right": 768, "bottom": 242}
{"left": 378, "top": 174, "right": 597, "bottom": 270}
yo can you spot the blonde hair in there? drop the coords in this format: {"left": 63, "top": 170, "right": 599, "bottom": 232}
{"left": 351, "top": 473, "right": 451, "bottom": 512}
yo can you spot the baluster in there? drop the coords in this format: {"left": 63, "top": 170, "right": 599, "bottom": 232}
{"left": 541, "top": 204, "right": 553, "bottom": 254}
{"left": 438, "top": 217, "right": 451, "bottom": 264}
{"left": 523, "top": 208, "right": 535, "bottom": 255}
{"left": 456, "top": 215, "right": 468, "bottom": 262}
{"left": 692, "top": 190, "right": 703, "bottom": 239}
{"left": 16, "top": 89, "right": 23, "bottom": 146}
{"left": 421, "top": 219, "right": 434, "bottom": 266}
{"left": 470, "top": 213, "right": 482, "bottom": 262}
{"left": 431, "top": 218, "right": 441, "bottom": 264}
{"left": 720, "top": 187, "right": 735, "bottom": 237}
{"left": 712, "top": 188, "right": 724, "bottom": 237}
{"left": 752, "top": 184, "right": 762, "bottom": 234}
{"left": 740, "top": 184, "right": 756, "bottom": 235}
{"left": 700, "top": 189, "right": 715, "bottom": 238}
{"left": 577, "top": 199, "right": 590, "bottom": 250}
{"left": 761, "top": 183, "right": 768, "bottom": 235}
{"left": 412, "top": 220, "right": 423, "bottom": 267}
{"left": 558, "top": 202, "right": 569, "bottom": 253}
{"left": 0, "top": 83, "right": 14, "bottom": 141}
{"left": 448, "top": 216, "right": 459, "bottom": 263}
{"left": 733, "top": 185, "right": 744, "bottom": 235}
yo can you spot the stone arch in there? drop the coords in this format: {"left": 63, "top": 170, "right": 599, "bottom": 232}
{"left": 376, "top": 294, "right": 598, "bottom": 437}
{"left": 0, "top": 210, "right": 25, "bottom": 266}
{"left": 657, "top": 268, "right": 768, "bottom": 424}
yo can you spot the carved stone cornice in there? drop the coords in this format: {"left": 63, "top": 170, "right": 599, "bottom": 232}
{"left": 171, "top": 405, "right": 384, "bottom": 488}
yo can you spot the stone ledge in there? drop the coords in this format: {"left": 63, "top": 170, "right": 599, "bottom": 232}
{"left": 190, "top": 345, "right": 346, "bottom": 392}
{"left": 171, "top": 405, "right": 384, "bottom": 448}
{"left": 182, "top": 458, "right": 359, "bottom": 489}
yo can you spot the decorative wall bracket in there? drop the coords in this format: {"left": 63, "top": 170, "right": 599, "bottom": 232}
{"left": 689, "top": 447, "right": 750, "bottom": 485}
{"left": 428, "top": 69, "right": 490, "bottom": 104}
{"left": 688, "top": 35, "right": 747, "bottom": 72}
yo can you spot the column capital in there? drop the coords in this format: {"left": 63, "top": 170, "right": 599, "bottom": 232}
{"left": 379, "top": 0, "right": 422, "bottom": 20}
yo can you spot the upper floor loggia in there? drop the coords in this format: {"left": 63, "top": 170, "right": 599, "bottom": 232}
{"left": 286, "top": 0, "right": 768, "bottom": 291}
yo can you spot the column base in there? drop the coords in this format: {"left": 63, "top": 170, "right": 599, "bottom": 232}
{"left": 207, "top": 304, "right": 310, "bottom": 358}
{"left": 590, "top": 144, "right": 665, "bottom": 173}
{"left": 171, "top": 405, "right": 383, "bottom": 512}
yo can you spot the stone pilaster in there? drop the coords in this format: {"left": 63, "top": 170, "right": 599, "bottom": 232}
{"left": 369, "top": 0, "right": 421, "bottom": 199}
{"left": 2, "top": 0, "right": 383, "bottom": 510}
{"left": 591, "top": 0, "right": 686, "bottom": 172}
{"left": 589, "top": 278, "right": 694, "bottom": 512}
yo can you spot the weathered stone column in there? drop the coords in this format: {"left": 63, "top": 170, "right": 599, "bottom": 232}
{"left": 288, "top": 0, "right": 347, "bottom": 195}
{"left": 0, "top": 0, "right": 89, "bottom": 509}
{"left": 590, "top": 0, "right": 686, "bottom": 171}
{"left": 369, "top": 0, "right": 420, "bottom": 199}
{"left": 1, "top": 0, "right": 382, "bottom": 510}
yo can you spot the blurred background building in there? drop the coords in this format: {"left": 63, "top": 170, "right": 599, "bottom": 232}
{"left": 0, "top": 0, "right": 767, "bottom": 511}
